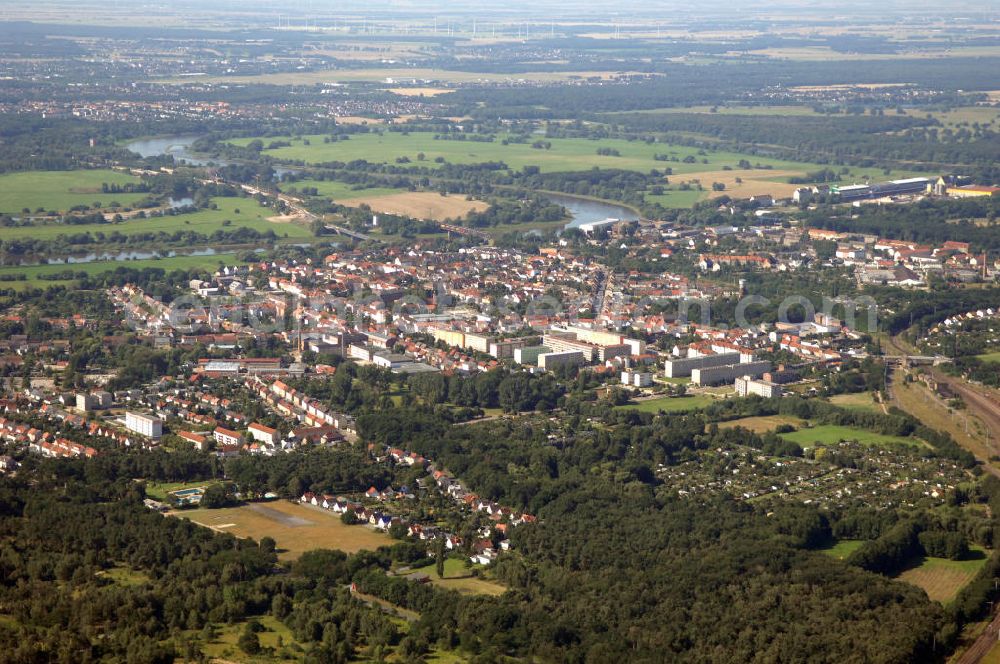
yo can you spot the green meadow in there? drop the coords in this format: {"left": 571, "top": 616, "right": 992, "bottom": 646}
{"left": 616, "top": 394, "right": 718, "bottom": 413}
{"left": 1, "top": 197, "right": 314, "bottom": 241}
{"left": 0, "top": 170, "right": 149, "bottom": 214}
{"left": 229, "top": 132, "right": 901, "bottom": 179}
{"left": 0, "top": 252, "right": 244, "bottom": 290}
{"left": 817, "top": 539, "right": 866, "bottom": 560}
{"left": 281, "top": 179, "right": 404, "bottom": 201}
{"left": 779, "top": 424, "right": 921, "bottom": 449}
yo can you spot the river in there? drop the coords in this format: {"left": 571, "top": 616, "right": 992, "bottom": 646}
{"left": 127, "top": 137, "right": 637, "bottom": 229}
{"left": 126, "top": 135, "right": 298, "bottom": 177}
{"left": 543, "top": 193, "right": 640, "bottom": 230}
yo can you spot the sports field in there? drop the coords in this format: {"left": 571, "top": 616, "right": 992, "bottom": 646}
{"left": 778, "top": 424, "right": 921, "bottom": 448}
{"left": 0, "top": 169, "right": 149, "bottom": 214}
{"left": 175, "top": 500, "right": 392, "bottom": 559}
{"left": 0, "top": 197, "right": 314, "bottom": 241}
{"left": 895, "top": 547, "right": 990, "bottom": 604}
{"left": 976, "top": 351, "right": 1000, "bottom": 364}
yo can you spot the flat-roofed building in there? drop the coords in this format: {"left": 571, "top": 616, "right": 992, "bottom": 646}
{"left": 514, "top": 345, "right": 551, "bottom": 366}
{"left": 692, "top": 361, "right": 771, "bottom": 386}
{"left": 538, "top": 350, "right": 585, "bottom": 371}
{"left": 735, "top": 375, "right": 783, "bottom": 398}
{"left": 489, "top": 336, "right": 541, "bottom": 359}
{"left": 664, "top": 352, "right": 741, "bottom": 378}
{"left": 621, "top": 371, "right": 653, "bottom": 387}
{"left": 125, "top": 411, "right": 163, "bottom": 439}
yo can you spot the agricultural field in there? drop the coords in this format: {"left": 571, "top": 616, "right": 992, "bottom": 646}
{"left": 817, "top": 539, "right": 865, "bottom": 561}
{"left": 0, "top": 251, "right": 243, "bottom": 290}
{"left": 228, "top": 132, "right": 905, "bottom": 184}
{"left": 718, "top": 415, "right": 808, "bottom": 433}
{"left": 0, "top": 197, "right": 314, "bottom": 241}
{"left": 828, "top": 392, "right": 882, "bottom": 413}
{"left": 895, "top": 547, "right": 990, "bottom": 604}
{"left": 0, "top": 169, "right": 149, "bottom": 214}
{"left": 163, "top": 67, "right": 638, "bottom": 86}
{"left": 778, "top": 424, "right": 922, "bottom": 449}
{"left": 616, "top": 393, "right": 718, "bottom": 413}
{"left": 174, "top": 500, "right": 392, "bottom": 560}
{"left": 337, "top": 191, "right": 490, "bottom": 221}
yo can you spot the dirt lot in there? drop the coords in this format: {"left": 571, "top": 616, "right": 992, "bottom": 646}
{"left": 386, "top": 87, "right": 454, "bottom": 97}
{"left": 718, "top": 415, "right": 807, "bottom": 433}
{"left": 676, "top": 169, "right": 803, "bottom": 199}
{"left": 337, "top": 191, "right": 490, "bottom": 221}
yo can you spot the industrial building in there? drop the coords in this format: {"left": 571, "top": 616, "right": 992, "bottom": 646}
{"left": 125, "top": 411, "right": 163, "bottom": 439}
{"left": 833, "top": 178, "right": 931, "bottom": 202}
{"left": 692, "top": 361, "right": 771, "bottom": 386}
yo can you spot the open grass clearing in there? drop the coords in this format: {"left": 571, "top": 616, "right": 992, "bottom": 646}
{"left": 644, "top": 187, "right": 708, "bottom": 209}
{"left": 173, "top": 500, "right": 392, "bottom": 559}
{"left": 0, "top": 197, "right": 314, "bottom": 241}
{"left": 976, "top": 351, "right": 1000, "bottom": 364}
{"left": 424, "top": 557, "right": 506, "bottom": 597}
{"left": 817, "top": 539, "right": 865, "bottom": 561}
{"left": 143, "top": 479, "right": 216, "bottom": 502}
{"left": 0, "top": 169, "right": 149, "bottom": 214}
{"left": 895, "top": 547, "right": 990, "bottom": 604}
{"left": 96, "top": 565, "right": 152, "bottom": 587}
{"left": 718, "top": 415, "right": 807, "bottom": 433}
{"left": 337, "top": 191, "right": 490, "bottom": 221}
{"left": 828, "top": 392, "right": 881, "bottom": 413}
{"left": 892, "top": 379, "right": 996, "bottom": 466}
{"left": 281, "top": 179, "right": 403, "bottom": 201}
{"left": 190, "top": 614, "right": 303, "bottom": 662}
{"left": 778, "top": 424, "right": 922, "bottom": 449}
{"left": 616, "top": 393, "right": 718, "bottom": 413}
